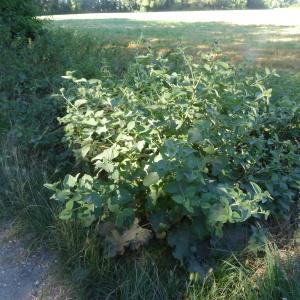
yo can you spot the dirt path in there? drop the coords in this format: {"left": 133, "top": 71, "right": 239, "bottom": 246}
{"left": 0, "top": 223, "right": 73, "bottom": 300}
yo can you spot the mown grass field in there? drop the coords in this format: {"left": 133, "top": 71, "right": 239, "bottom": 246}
{"left": 49, "top": 14, "right": 300, "bottom": 71}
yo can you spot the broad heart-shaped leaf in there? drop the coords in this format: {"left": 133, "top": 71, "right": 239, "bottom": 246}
{"left": 188, "top": 120, "right": 212, "bottom": 144}
{"left": 83, "top": 117, "right": 97, "bottom": 126}
{"left": 74, "top": 99, "right": 87, "bottom": 107}
{"left": 95, "top": 160, "right": 114, "bottom": 173}
{"left": 167, "top": 223, "right": 207, "bottom": 276}
{"left": 92, "top": 147, "right": 119, "bottom": 161}
{"left": 203, "top": 146, "right": 215, "bottom": 155}
{"left": 165, "top": 182, "right": 180, "bottom": 194}
{"left": 96, "top": 126, "right": 107, "bottom": 135}
{"left": 83, "top": 192, "right": 102, "bottom": 207}
{"left": 172, "top": 194, "right": 185, "bottom": 204}
{"left": 209, "top": 204, "right": 230, "bottom": 223}
{"left": 66, "top": 200, "right": 74, "bottom": 210}
{"left": 115, "top": 208, "right": 135, "bottom": 229}
{"left": 77, "top": 209, "right": 96, "bottom": 227}
{"left": 79, "top": 174, "right": 93, "bottom": 189}
{"left": 52, "top": 189, "right": 71, "bottom": 203}
{"left": 148, "top": 186, "right": 160, "bottom": 206}
{"left": 136, "top": 140, "right": 145, "bottom": 152}
{"left": 80, "top": 144, "right": 90, "bottom": 158}
{"left": 114, "top": 188, "right": 133, "bottom": 205}
{"left": 44, "top": 181, "right": 60, "bottom": 192}
{"left": 59, "top": 208, "right": 72, "bottom": 220}
{"left": 167, "top": 224, "right": 192, "bottom": 261}
{"left": 108, "top": 198, "right": 120, "bottom": 213}
{"left": 63, "top": 174, "right": 78, "bottom": 189}
{"left": 143, "top": 172, "right": 160, "bottom": 186}
{"left": 188, "top": 127, "right": 202, "bottom": 144}
{"left": 127, "top": 121, "right": 135, "bottom": 131}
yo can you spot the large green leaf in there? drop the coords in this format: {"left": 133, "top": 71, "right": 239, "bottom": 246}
{"left": 143, "top": 172, "right": 160, "bottom": 186}
{"left": 63, "top": 174, "right": 78, "bottom": 189}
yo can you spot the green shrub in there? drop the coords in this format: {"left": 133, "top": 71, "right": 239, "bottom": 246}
{"left": 0, "top": 0, "right": 42, "bottom": 39}
{"left": 47, "top": 49, "right": 300, "bottom": 271}
{"left": 0, "top": 26, "right": 132, "bottom": 168}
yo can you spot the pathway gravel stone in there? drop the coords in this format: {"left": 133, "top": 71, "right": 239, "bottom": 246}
{"left": 0, "top": 223, "right": 73, "bottom": 300}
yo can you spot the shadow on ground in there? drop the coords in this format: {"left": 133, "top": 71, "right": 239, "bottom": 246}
{"left": 0, "top": 222, "right": 75, "bottom": 300}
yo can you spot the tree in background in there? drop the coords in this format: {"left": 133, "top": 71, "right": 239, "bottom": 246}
{"left": 179, "top": 0, "right": 246, "bottom": 8}
{"left": 138, "top": 0, "right": 168, "bottom": 10}
{"left": 38, "top": 0, "right": 124, "bottom": 13}
{"left": 34, "top": 0, "right": 298, "bottom": 13}
{"left": 122, "top": 0, "right": 140, "bottom": 10}
{"left": 247, "top": 0, "right": 296, "bottom": 7}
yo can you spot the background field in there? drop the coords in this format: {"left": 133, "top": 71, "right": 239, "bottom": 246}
{"left": 47, "top": 9, "right": 300, "bottom": 71}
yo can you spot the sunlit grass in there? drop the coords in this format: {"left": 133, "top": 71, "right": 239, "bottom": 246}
{"left": 49, "top": 18, "right": 300, "bottom": 71}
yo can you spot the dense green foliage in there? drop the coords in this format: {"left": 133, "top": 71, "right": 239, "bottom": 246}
{"left": 0, "top": 23, "right": 131, "bottom": 168}
{"left": 47, "top": 49, "right": 300, "bottom": 270}
{"left": 1, "top": 5, "right": 300, "bottom": 296}
{"left": 0, "top": 0, "right": 42, "bottom": 39}
{"left": 1, "top": 0, "right": 300, "bottom": 293}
